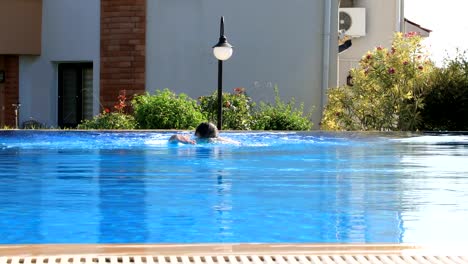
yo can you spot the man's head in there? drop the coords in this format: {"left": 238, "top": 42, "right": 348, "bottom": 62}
{"left": 195, "top": 122, "right": 218, "bottom": 138}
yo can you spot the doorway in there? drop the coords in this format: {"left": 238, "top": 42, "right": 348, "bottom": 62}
{"left": 58, "top": 63, "right": 93, "bottom": 128}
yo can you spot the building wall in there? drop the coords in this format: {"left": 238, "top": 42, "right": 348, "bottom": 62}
{"left": 100, "top": 0, "right": 146, "bottom": 109}
{"left": 146, "top": 0, "right": 338, "bottom": 125}
{"left": 338, "top": 0, "right": 402, "bottom": 86}
{"left": 404, "top": 21, "right": 430, "bottom": 37}
{"left": 0, "top": 55, "right": 19, "bottom": 127}
{"left": 14, "top": 0, "right": 338, "bottom": 127}
{"left": 0, "top": 0, "right": 42, "bottom": 55}
{"left": 19, "top": 0, "right": 100, "bottom": 127}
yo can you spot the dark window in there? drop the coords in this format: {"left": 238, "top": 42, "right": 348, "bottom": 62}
{"left": 58, "top": 63, "right": 93, "bottom": 128}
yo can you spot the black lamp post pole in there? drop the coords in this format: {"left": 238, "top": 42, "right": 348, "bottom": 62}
{"left": 213, "top": 16, "right": 232, "bottom": 130}
{"left": 216, "top": 18, "right": 225, "bottom": 130}
{"left": 217, "top": 59, "right": 223, "bottom": 130}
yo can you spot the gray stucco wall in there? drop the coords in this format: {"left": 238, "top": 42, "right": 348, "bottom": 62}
{"left": 146, "top": 0, "right": 338, "bottom": 126}
{"left": 19, "top": 0, "right": 100, "bottom": 127}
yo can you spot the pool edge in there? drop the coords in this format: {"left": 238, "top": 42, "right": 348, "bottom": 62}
{"left": 0, "top": 243, "right": 465, "bottom": 256}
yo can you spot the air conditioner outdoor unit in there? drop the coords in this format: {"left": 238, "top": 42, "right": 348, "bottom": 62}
{"left": 339, "top": 8, "right": 366, "bottom": 37}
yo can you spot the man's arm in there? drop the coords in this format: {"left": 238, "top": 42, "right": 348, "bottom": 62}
{"left": 216, "top": 136, "right": 240, "bottom": 144}
{"left": 169, "top": 134, "right": 196, "bottom": 144}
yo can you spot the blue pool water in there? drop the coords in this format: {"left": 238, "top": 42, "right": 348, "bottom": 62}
{"left": 0, "top": 130, "right": 468, "bottom": 244}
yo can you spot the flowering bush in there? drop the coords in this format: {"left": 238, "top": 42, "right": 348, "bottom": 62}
{"left": 199, "top": 87, "right": 254, "bottom": 130}
{"left": 322, "top": 32, "right": 434, "bottom": 131}
{"left": 114, "top": 92, "right": 127, "bottom": 113}
{"left": 132, "top": 89, "right": 204, "bottom": 129}
{"left": 78, "top": 91, "right": 137, "bottom": 129}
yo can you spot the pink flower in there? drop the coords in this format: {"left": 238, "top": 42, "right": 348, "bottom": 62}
{"left": 376, "top": 46, "right": 383, "bottom": 51}
{"left": 418, "top": 65, "right": 424, "bottom": 70}
{"left": 366, "top": 54, "right": 372, "bottom": 60}
{"left": 403, "top": 61, "right": 409, "bottom": 65}
{"left": 104, "top": 108, "right": 110, "bottom": 113}
{"left": 388, "top": 68, "right": 395, "bottom": 74}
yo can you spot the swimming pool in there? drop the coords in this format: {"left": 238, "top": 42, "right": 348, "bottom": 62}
{"left": 0, "top": 130, "right": 467, "bottom": 244}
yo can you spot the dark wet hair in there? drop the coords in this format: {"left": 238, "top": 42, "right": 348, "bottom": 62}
{"left": 195, "top": 122, "right": 218, "bottom": 138}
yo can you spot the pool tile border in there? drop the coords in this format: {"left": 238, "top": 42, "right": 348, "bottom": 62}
{"left": 0, "top": 243, "right": 466, "bottom": 256}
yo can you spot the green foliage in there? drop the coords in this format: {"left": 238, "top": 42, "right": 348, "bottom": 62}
{"left": 199, "top": 87, "right": 254, "bottom": 130}
{"left": 23, "top": 119, "right": 46, "bottom": 129}
{"left": 251, "top": 87, "right": 313, "bottom": 131}
{"left": 420, "top": 52, "right": 468, "bottom": 131}
{"left": 132, "top": 89, "right": 205, "bottom": 129}
{"left": 322, "top": 32, "right": 434, "bottom": 131}
{"left": 77, "top": 112, "right": 137, "bottom": 129}
{"left": 77, "top": 91, "right": 136, "bottom": 130}
{"left": 77, "top": 87, "right": 313, "bottom": 131}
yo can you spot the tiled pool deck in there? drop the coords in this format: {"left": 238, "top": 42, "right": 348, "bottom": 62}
{"left": 0, "top": 244, "right": 467, "bottom": 264}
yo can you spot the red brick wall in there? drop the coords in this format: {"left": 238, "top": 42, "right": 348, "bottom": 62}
{"left": 100, "top": 0, "right": 146, "bottom": 110}
{"left": 0, "top": 55, "right": 19, "bottom": 127}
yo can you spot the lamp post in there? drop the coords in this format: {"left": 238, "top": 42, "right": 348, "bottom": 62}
{"left": 12, "top": 102, "right": 21, "bottom": 129}
{"left": 212, "top": 16, "right": 233, "bottom": 130}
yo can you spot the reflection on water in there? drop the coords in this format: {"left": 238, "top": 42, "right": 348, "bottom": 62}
{"left": 396, "top": 142, "right": 468, "bottom": 243}
{"left": 98, "top": 149, "right": 148, "bottom": 243}
{"left": 0, "top": 131, "right": 467, "bottom": 243}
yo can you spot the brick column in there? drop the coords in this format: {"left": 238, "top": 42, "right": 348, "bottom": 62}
{"left": 100, "top": 0, "right": 146, "bottom": 110}
{"left": 0, "top": 55, "right": 19, "bottom": 127}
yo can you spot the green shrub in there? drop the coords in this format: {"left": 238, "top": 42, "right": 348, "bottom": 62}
{"left": 132, "top": 89, "right": 205, "bottom": 129}
{"left": 23, "top": 119, "right": 46, "bottom": 129}
{"left": 78, "top": 91, "right": 136, "bottom": 130}
{"left": 199, "top": 87, "right": 254, "bottom": 130}
{"left": 322, "top": 32, "right": 434, "bottom": 131}
{"left": 77, "top": 112, "right": 137, "bottom": 129}
{"left": 251, "top": 87, "right": 313, "bottom": 131}
{"left": 420, "top": 52, "right": 468, "bottom": 131}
